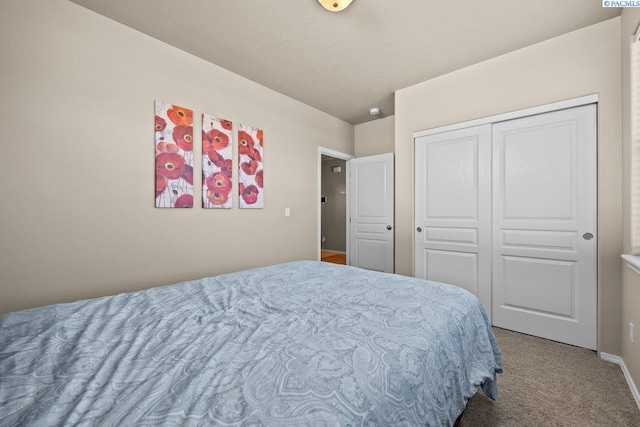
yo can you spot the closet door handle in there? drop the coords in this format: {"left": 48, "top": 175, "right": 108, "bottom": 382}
{"left": 416, "top": 227, "right": 422, "bottom": 232}
{"left": 386, "top": 225, "right": 392, "bottom": 230}
{"left": 583, "top": 233, "right": 594, "bottom": 240}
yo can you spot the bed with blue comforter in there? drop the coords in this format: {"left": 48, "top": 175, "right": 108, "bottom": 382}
{"left": 0, "top": 261, "right": 502, "bottom": 426}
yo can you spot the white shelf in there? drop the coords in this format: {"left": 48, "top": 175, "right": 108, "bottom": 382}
{"left": 621, "top": 254, "right": 640, "bottom": 275}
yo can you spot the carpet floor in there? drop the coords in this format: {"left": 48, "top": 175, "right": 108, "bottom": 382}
{"left": 456, "top": 327, "right": 640, "bottom": 426}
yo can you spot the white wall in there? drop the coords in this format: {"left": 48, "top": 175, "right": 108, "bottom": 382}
{"left": 395, "top": 18, "right": 622, "bottom": 355}
{"left": 0, "top": 0, "right": 354, "bottom": 315}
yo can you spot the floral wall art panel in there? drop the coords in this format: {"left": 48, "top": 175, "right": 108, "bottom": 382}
{"left": 202, "top": 114, "right": 233, "bottom": 209}
{"left": 154, "top": 101, "right": 194, "bottom": 208}
{"left": 238, "top": 124, "right": 263, "bottom": 208}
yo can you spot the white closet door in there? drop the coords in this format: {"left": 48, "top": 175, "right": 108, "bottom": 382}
{"left": 415, "top": 125, "right": 492, "bottom": 317}
{"left": 492, "top": 104, "right": 597, "bottom": 350}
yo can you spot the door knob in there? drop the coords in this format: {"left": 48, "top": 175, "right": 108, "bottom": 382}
{"left": 416, "top": 227, "right": 422, "bottom": 232}
{"left": 583, "top": 233, "right": 594, "bottom": 240}
{"left": 386, "top": 225, "right": 392, "bottom": 230}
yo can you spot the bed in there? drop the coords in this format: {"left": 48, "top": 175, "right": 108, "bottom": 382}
{"left": 0, "top": 260, "right": 502, "bottom": 426}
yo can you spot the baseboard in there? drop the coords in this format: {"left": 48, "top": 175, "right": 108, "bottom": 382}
{"left": 600, "top": 352, "right": 640, "bottom": 410}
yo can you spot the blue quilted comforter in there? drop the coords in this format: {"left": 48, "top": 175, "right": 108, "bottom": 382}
{"left": 0, "top": 261, "right": 502, "bottom": 426}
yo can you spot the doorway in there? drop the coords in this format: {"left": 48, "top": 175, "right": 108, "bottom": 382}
{"left": 318, "top": 148, "right": 353, "bottom": 264}
{"left": 321, "top": 156, "right": 347, "bottom": 263}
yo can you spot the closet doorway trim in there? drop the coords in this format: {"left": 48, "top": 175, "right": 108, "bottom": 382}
{"left": 413, "top": 94, "right": 598, "bottom": 139}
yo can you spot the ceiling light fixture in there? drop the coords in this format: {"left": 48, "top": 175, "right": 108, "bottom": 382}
{"left": 369, "top": 107, "right": 380, "bottom": 116}
{"left": 318, "top": 0, "right": 354, "bottom": 12}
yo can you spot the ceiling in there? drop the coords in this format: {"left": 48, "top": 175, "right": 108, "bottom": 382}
{"left": 69, "top": 0, "right": 620, "bottom": 125}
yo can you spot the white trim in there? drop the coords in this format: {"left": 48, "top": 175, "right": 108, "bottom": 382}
{"left": 318, "top": 147, "right": 353, "bottom": 160}
{"left": 600, "top": 352, "right": 640, "bottom": 410}
{"left": 318, "top": 147, "right": 354, "bottom": 263}
{"left": 621, "top": 254, "right": 640, "bottom": 275}
{"left": 413, "top": 94, "right": 599, "bottom": 138}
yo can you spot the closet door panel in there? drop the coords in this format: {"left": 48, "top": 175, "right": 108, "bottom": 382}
{"left": 492, "top": 104, "right": 596, "bottom": 350}
{"left": 415, "top": 125, "right": 492, "bottom": 318}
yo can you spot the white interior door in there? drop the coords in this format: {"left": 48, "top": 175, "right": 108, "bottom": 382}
{"left": 349, "top": 153, "right": 394, "bottom": 273}
{"left": 414, "top": 125, "right": 492, "bottom": 317}
{"left": 492, "top": 104, "right": 597, "bottom": 350}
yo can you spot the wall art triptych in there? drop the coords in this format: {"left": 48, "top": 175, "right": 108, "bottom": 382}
{"left": 154, "top": 101, "right": 263, "bottom": 209}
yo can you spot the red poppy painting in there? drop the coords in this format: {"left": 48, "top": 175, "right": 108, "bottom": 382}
{"left": 155, "top": 101, "right": 194, "bottom": 208}
{"left": 202, "top": 114, "right": 233, "bottom": 209}
{"left": 238, "top": 124, "right": 264, "bottom": 208}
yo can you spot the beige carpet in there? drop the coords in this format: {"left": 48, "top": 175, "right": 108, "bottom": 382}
{"left": 456, "top": 328, "right": 640, "bottom": 426}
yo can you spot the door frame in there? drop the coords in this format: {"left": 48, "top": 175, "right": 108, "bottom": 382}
{"left": 318, "top": 147, "right": 354, "bottom": 262}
